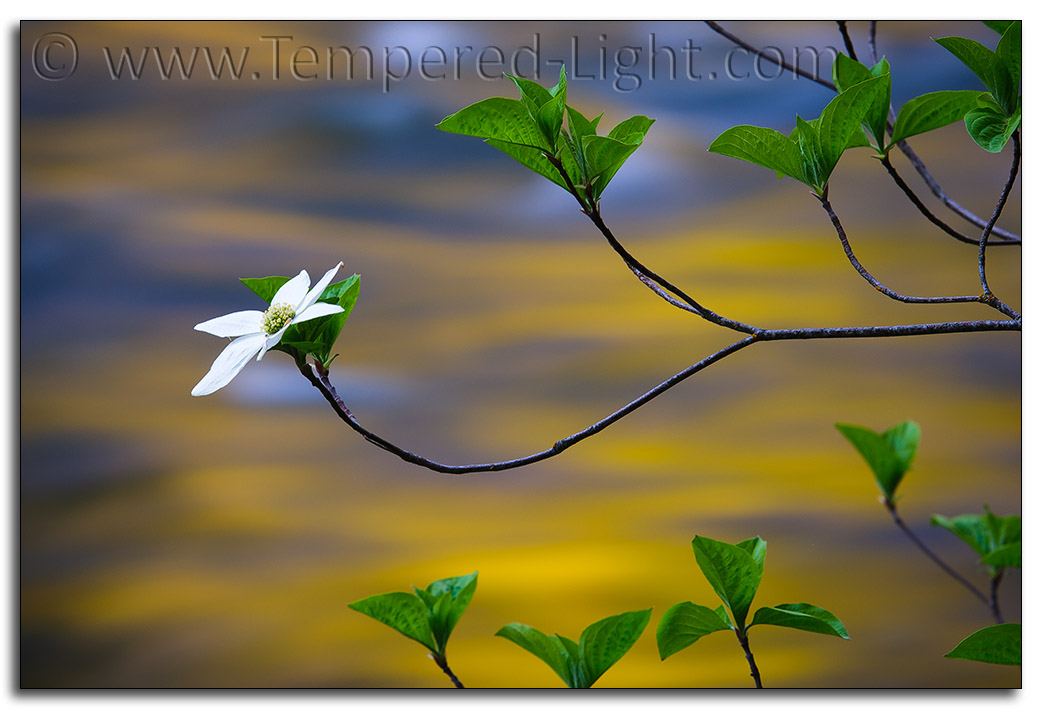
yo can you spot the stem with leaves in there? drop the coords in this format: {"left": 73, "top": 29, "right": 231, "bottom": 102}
{"left": 705, "top": 20, "right": 1021, "bottom": 244}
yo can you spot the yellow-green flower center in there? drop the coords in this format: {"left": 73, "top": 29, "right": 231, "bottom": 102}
{"left": 261, "top": 302, "right": 296, "bottom": 335}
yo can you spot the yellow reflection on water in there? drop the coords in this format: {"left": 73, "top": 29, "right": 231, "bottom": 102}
{"left": 21, "top": 20, "right": 1020, "bottom": 688}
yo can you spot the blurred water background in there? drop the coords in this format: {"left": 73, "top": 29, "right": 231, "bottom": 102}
{"left": 20, "top": 20, "right": 1020, "bottom": 688}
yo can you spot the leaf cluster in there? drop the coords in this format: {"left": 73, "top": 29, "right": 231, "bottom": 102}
{"left": 935, "top": 21, "right": 1021, "bottom": 151}
{"left": 240, "top": 273, "right": 361, "bottom": 368}
{"left": 348, "top": 571, "right": 478, "bottom": 659}
{"left": 709, "top": 75, "right": 887, "bottom": 195}
{"left": 436, "top": 68, "right": 653, "bottom": 211}
{"left": 931, "top": 505, "right": 1021, "bottom": 576}
{"left": 496, "top": 609, "right": 652, "bottom": 688}
{"left": 835, "top": 420, "right": 920, "bottom": 504}
{"left": 657, "top": 536, "right": 848, "bottom": 661}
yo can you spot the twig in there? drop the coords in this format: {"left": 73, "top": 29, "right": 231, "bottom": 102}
{"left": 734, "top": 628, "right": 763, "bottom": 688}
{"left": 817, "top": 195, "right": 986, "bottom": 306}
{"left": 884, "top": 500, "right": 1001, "bottom": 623}
{"left": 978, "top": 130, "right": 1021, "bottom": 299}
{"left": 895, "top": 140, "right": 1020, "bottom": 243}
{"left": 989, "top": 571, "right": 1006, "bottom": 625}
{"left": 879, "top": 155, "right": 1018, "bottom": 246}
{"left": 868, "top": 21, "right": 880, "bottom": 64}
{"left": 429, "top": 653, "right": 465, "bottom": 688}
{"left": 837, "top": 21, "right": 858, "bottom": 61}
{"left": 543, "top": 153, "right": 761, "bottom": 335}
{"left": 299, "top": 318, "right": 1018, "bottom": 475}
{"left": 704, "top": 21, "right": 836, "bottom": 90}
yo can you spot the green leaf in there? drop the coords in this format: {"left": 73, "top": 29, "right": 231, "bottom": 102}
{"left": 995, "top": 21, "right": 1021, "bottom": 91}
{"left": 965, "top": 94, "right": 1021, "bottom": 152}
{"left": 891, "top": 90, "right": 985, "bottom": 145}
{"left": 831, "top": 52, "right": 872, "bottom": 94}
{"left": 579, "top": 609, "right": 652, "bottom": 686}
{"left": 691, "top": 536, "right": 762, "bottom": 629}
{"left": 505, "top": 74, "right": 553, "bottom": 118}
{"left": 934, "top": 36, "right": 1014, "bottom": 115}
{"left": 424, "top": 571, "right": 478, "bottom": 655}
{"left": 349, "top": 591, "right": 436, "bottom": 653}
{"left": 931, "top": 505, "right": 1021, "bottom": 574}
{"left": 736, "top": 537, "right": 767, "bottom": 574}
{"left": 709, "top": 125, "right": 807, "bottom": 185}
{"left": 656, "top": 602, "right": 733, "bottom": 660}
{"left": 555, "top": 634, "right": 586, "bottom": 688}
{"left": 835, "top": 421, "right": 919, "bottom": 502}
{"left": 980, "top": 541, "right": 1021, "bottom": 568}
{"left": 495, "top": 622, "right": 575, "bottom": 687}
{"left": 436, "top": 96, "right": 550, "bottom": 151}
{"left": 748, "top": 603, "right": 849, "bottom": 639}
{"left": 983, "top": 21, "right": 1015, "bottom": 35}
{"left": 240, "top": 275, "right": 290, "bottom": 304}
{"left": 832, "top": 55, "right": 891, "bottom": 149}
{"left": 814, "top": 74, "right": 888, "bottom": 183}
{"left": 946, "top": 623, "right": 1021, "bottom": 665}
{"left": 486, "top": 139, "right": 568, "bottom": 188}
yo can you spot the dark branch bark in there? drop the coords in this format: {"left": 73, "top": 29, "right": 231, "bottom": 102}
{"left": 817, "top": 195, "right": 987, "bottom": 306}
{"left": 880, "top": 155, "right": 1018, "bottom": 246}
{"left": 837, "top": 21, "right": 858, "bottom": 61}
{"left": 978, "top": 131, "right": 1021, "bottom": 299}
{"left": 429, "top": 653, "right": 465, "bottom": 688}
{"left": 704, "top": 21, "right": 836, "bottom": 90}
{"left": 299, "top": 318, "right": 1018, "bottom": 475}
{"left": 895, "top": 140, "right": 1020, "bottom": 243}
{"left": 885, "top": 501, "right": 1001, "bottom": 623}
{"left": 734, "top": 629, "right": 763, "bottom": 688}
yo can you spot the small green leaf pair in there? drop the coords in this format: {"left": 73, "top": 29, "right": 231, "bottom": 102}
{"left": 657, "top": 536, "right": 848, "bottom": 683}
{"left": 947, "top": 622, "right": 1021, "bottom": 666}
{"left": 241, "top": 273, "right": 361, "bottom": 368}
{"left": 832, "top": 53, "right": 983, "bottom": 154}
{"left": 496, "top": 609, "right": 652, "bottom": 688}
{"left": 835, "top": 420, "right": 920, "bottom": 504}
{"left": 349, "top": 571, "right": 477, "bottom": 660}
{"left": 935, "top": 21, "right": 1021, "bottom": 152}
{"left": 708, "top": 74, "right": 887, "bottom": 195}
{"left": 931, "top": 505, "right": 1021, "bottom": 576}
{"left": 436, "top": 68, "right": 654, "bottom": 211}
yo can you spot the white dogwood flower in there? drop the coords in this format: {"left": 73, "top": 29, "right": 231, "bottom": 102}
{"left": 191, "top": 262, "right": 345, "bottom": 396}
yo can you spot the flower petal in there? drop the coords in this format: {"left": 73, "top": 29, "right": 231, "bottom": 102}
{"left": 298, "top": 262, "right": 344, "bottom": 312}
{"left": 191, "top": 333, "right": 266, "bottom": 396}
{"left": 271, "top": 269, "right": 310, "bottom": 308}
{"left": 257, "top": 329, "right": 286, "bottom": 361}
{"left": 194, "top": 310, "right": 263, "bottom": 338}
{"left": 291, "top": 302, "right": 344, "bottom": 325}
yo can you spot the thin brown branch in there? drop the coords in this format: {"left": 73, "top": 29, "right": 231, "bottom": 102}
{"left": 300, "top": 318, "right": 1018, "bottom": 475}
{"left": 880, "top": 155, "right": 1019, "bottom": 246}
{"left": 429, "top": 653, "right": 465, "bottom": 688}
{"left": 895, "top": 140, "right": 1020, "bottom": 243}
{"left": 816, "top": 195, "right": 994, "bottom": 307}
{"left": 979, "top": 130, "right": 1021, "bottom": 299}
{"left": 735, "top": 628, "right": 763, "bottom": 688}
{"left": 544, "top": 153, "right": 761, "bottom": 335}
{"left": 885, "top": 501, "right": 1000, "bottom": 623}
{"left": 837, "top": 21, "right": 858, "bottom": 61}
{"left": 704, "top": 21, "right": 836, "bottom": 90}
